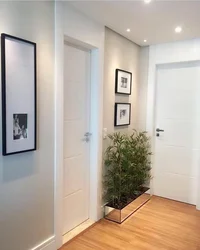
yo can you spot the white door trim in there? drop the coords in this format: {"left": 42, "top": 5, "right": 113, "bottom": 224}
{"left": 54, "top": 2, "right": 103, "bottom": 249}
{"left": 146, "top": 44, "right": 200, "bottom": 209}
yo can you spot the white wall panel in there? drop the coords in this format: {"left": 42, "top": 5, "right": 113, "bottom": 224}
{"left": 0, "top": 2, "right": 54, "bottom": 250}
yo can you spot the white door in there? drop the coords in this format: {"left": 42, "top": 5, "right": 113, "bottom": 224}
{"left": 63, "top": 43, "right": 91, "bottom": 234}
{"left": 154, "top": 62, "right": 200, "bottom": 205}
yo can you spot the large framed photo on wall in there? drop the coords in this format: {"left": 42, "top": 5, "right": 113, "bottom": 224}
{"left": 115, "top": 69, "right": 132, "bottom": 95}
{"left": 1, "top": 33, "right": 37, "bottom": 155}
{"left": 114, "top": 103, "right": 131, "bottom": 127}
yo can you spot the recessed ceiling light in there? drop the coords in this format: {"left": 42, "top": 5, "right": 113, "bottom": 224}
{"left": 144, "top": 0, "right": 152, "bottom": 3}
{"left": 144, "top": 39, "right": 147, "bottom": 43}
{"left": 126, "top": 28, "right": 131, "bottom": 32}
{"left": 175, "top": 26, "right": 182, "bottom": 33}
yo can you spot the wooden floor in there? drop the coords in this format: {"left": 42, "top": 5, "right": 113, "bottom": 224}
{"left": 60, "top": 196, "right": 200, "bottom": 250}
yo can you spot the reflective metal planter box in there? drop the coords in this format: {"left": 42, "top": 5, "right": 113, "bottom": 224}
{"left": 104, "top": 188, "right": 151, "bottom": 224}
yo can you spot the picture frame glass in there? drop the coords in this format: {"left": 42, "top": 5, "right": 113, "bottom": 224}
{"left": 115, "top": 103, "right": 131, "bottom": 126}
{"left": 1, "top": 34, "right": 36, "bottom": 155}
{"left": 116, "top": 70, "right": 132, "bottom": 95}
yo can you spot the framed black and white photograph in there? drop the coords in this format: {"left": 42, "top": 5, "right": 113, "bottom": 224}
{"left": 115, "top": 69, "right": 132, "bottom": 95}
{"left": 13, "top": 114, "right": 28, "bottom": 140}
{"left": 1, "top": 33, "right": 37, "bottom": 155}
{"left": 114, "top": 103, "right": 131, "bottom": 127}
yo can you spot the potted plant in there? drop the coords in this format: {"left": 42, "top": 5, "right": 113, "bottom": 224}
{"left": 104, "top": 130, "right": 152, "bottom": 223}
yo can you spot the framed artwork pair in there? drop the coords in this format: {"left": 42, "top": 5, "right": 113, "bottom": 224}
{"left": 114, "top": 69, "right": 132, "bottom": 127}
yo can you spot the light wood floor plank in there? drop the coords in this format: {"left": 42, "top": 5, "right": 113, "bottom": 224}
{"left": 60, "top": 196, "right": 200, "bottom": 250}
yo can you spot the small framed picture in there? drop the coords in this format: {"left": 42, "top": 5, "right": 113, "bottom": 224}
{"left": 1, "top": 33, "right": 37, "bottom": 155}
{"left": 115, "top": 69, "right": 132, "bottom": 95}
{"left": 114, "top": 103, "right": 131, "bottom": 127}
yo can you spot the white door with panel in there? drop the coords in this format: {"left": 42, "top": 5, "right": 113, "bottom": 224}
{"left": 63, "top": 43, "right": 91, "bottom": 234}
{"left": 154, "top": 62, "right": 200, "bottom": 205}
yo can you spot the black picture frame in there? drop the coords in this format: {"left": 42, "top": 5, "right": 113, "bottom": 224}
{"left": 114, "top": 103, "right": 131, "bottom": 127}
{"left": 115, "top": 69, "right": 132, "bottom": 95}
{"left": 1, "top": 33, "right": 37, "bottom": 156}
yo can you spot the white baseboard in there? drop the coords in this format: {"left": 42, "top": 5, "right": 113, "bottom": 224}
{"left": 30, "top": 235, "right": 56, "bottom": 250}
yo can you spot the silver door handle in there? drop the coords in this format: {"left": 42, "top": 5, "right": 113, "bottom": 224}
{"left": 156, "top": 128, "right": 164, "bottom": 137}
{"left": 156, "top": 128, "right": 164, "bottom": 132}
{"left": 82, "top": 132, "right": 92, "bottom": 142}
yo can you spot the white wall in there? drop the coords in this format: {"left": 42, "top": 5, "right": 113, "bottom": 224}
{"left": 147, "top": 38, "right": 200, "bottom": 134}
{"left": 138, "top": 46, "right": 149, "bottom": 130}
{"left": 103, "top": 28, "right": 140, "bottom": 135}
{"left": 103, "top": 29, "right": 149, "bottom": 135}
{"left": 146, "top": 38, "right": 200, "bottom": 209}
{"left": 55, "top": 3, "right": 104, "bottom": 248}
{"left": 63, "top": 4, "right": 105, "bottom": 50}
{"left": 0, "top": 2, "right": 55, "bottom": 250}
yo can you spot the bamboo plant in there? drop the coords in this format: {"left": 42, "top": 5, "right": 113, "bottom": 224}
{"left": 104, "top": 130, "right": 152, "bottom": 209}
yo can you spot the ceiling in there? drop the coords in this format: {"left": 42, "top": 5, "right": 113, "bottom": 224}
{"left": 69, "top": 0, "right": 200, "bottom": 46}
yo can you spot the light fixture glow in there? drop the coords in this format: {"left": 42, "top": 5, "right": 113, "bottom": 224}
{"left": 126, "top": 28, "right": 131, "bottom": 32}
{"left": 175, "top": 26, "right": 182, "bottom": 33}
{"left": 144, "top": 39, "right": 147, "bottom": 43}
{"left": 144, "top": 0, "right": 152, "bottom": 3}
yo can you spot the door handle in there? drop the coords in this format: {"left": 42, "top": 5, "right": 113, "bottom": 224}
{"left": 156, "top": 128, "right": 164, "bottom": 132}
{"left": 82, "top": 132, "right": 92, "bottom": 142}
{"left": 84, "top": 132, "right": 92, "bottom": 137}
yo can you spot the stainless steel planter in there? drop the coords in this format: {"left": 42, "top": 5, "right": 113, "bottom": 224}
{"left": 104, "top": 188, "right": 151, "bottom": 223}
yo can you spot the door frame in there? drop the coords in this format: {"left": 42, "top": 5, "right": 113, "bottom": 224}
{"left": 55, "top": 35, "right": 103, "bottom": 248}
{"left": 54, "top": 6, "right": 104, "bottom": 249}
{"left": 146, "top": 45, "right": 200, "bottom": 210}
